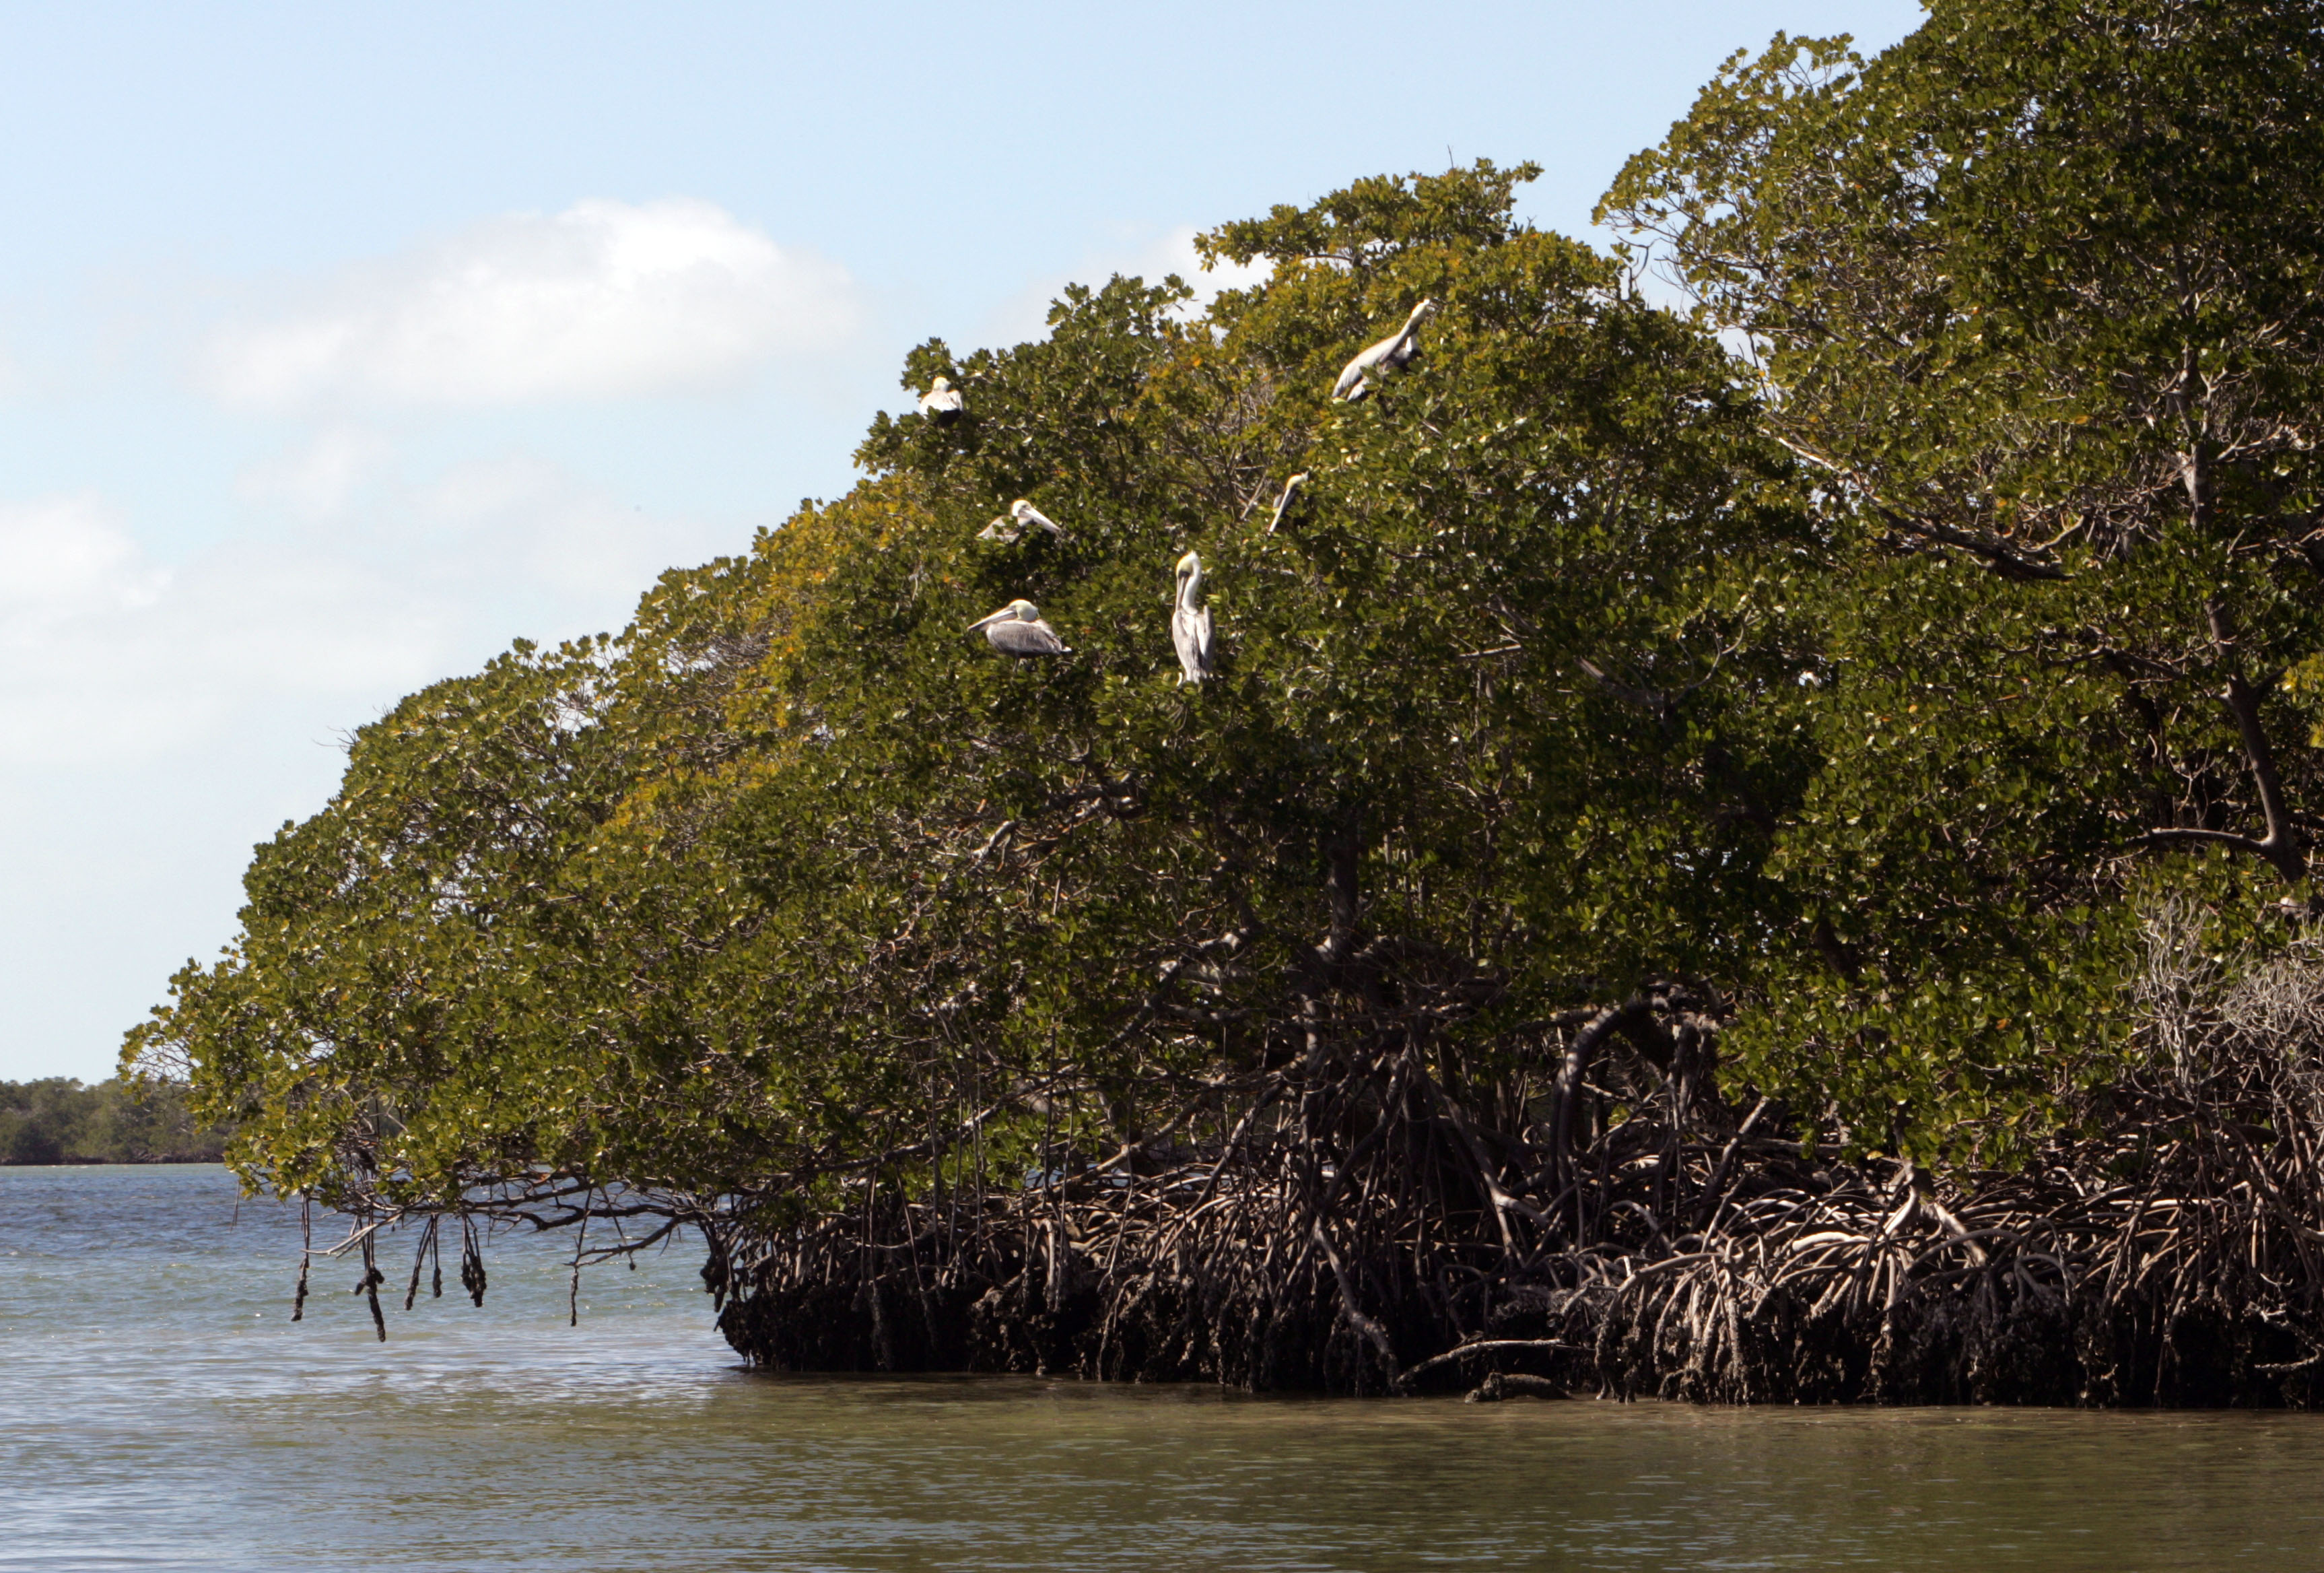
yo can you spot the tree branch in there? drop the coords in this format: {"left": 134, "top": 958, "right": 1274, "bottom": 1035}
{"left": 2134, "top": 602, "right": 2306, "bottom": 884}
{"left": 1771, "top": 432, "right": 2068, "bottom": 581}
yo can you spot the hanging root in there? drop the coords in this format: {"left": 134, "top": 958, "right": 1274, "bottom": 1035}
{"left": 291, "top": 1194, "right": 311, "bottom": 1323}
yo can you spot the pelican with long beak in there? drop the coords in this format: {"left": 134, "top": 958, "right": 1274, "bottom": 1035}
{"left": 1009, "top": 499, "right": 1064, "bottom": 537}
{"left": 977, "top": 499, "right": 1064, "bottom": 544}
{"left": 919, "top": 376, "right": 964, "bottom": 424}
{"left": 1171, "top": 551, "right": 1215, "bottom": 684}
{"left": 969, "top": 599, "right": 1070, "bottom": 658}
{"left": 1332, "top": 299, "right": 1438, "bottom": 402}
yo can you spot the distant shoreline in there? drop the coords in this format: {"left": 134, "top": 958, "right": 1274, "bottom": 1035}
{"left": 2, "top": 1077, "right": 228, "bottom": 1165}
{"left": 0, "top": 1156, "right": 228, "bottom": 1167}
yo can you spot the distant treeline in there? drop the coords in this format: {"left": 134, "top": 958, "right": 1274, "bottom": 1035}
{"left": 0, "top": 1078, "right": 228, "bottom": 1164}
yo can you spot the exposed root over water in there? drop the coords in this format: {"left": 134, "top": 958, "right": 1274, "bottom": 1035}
{"left": 704, "top": 1093, "right": 2324, "bottom": 1405}
{"left": 302, "top": 907, "right": 2324, "bottom": 1404}
{"left": 706, "top": 913, "right": 2324, "bottom": 1405}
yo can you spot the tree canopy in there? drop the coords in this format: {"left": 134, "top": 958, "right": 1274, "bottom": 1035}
{"left": 1600, "top": 0, "right": 2324, "bottom": 1147}
{"left": 138, "top": 154, "right": 1822, "bottom": 1196}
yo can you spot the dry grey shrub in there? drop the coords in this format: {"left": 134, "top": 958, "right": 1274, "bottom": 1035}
{"left": 2137, "top": 894, "right": 2324, "bottom": 1133}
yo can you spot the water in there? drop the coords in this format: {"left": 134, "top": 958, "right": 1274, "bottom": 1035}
{"left": 5, "top": 1168, "right": 2324, "bottom": 1572}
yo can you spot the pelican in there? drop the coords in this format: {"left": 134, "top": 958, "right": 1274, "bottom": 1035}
{"left": 976, "top": 515, "right": 1018, "bottom": 542}
{"left": 1009, "top": 499, "right": 1064, "bottom": 537}
{"left": 1331, "top": 299, "right": 1438, "bottom": 402}
{"left": 919, "top": 376, "right": 964, "bottom": 424}
{"left": 1267, "top": 472, "right": 1308, "bottom": 535}
{"left": 1171, "top": 551, "right": 1215, "bottom": 684}
{"left": 969, "top": 599, "right": 1070, "bottom": 658}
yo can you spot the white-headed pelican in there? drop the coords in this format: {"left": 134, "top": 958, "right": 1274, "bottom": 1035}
{"left": 1171, "top": 551, "right": 1215, "bottom": 684}
{"left": 919, "top": 376, "right": 965, "bottom": 424}
{"left": 1010, "top": 498, "right": 1064, "bottom": 537}
{"left": 1331, "top": 299, "right": 1438, "bottom": 402}
{"left": 969, "top": 599, "right": 1070, "bottom": 657}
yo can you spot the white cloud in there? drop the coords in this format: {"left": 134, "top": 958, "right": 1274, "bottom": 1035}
{"left": 0, "top": 494, "right": 168, "bottom": 620}
{"left": 1147, "top": 224, "right": 1275, "bottom": 306}
{"left": 206, "top": 198, "right": 862, "bottom": 407}
{"left": 236, "top": 425, "right": 393, "bottom": 517}
{"left": 0, "top": 452, "right": 732, "bottom": 770}
{"left": 980, "top": 224, "right": 1274, "bottom": 349}
{"left": 0, "top": 493, "right": 428, "bottom": 765}
{"left": 413, "top": 453, "right": 725, "bottom": 603}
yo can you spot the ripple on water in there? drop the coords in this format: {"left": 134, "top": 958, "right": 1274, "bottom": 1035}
{"left": 4, "top": 1166, "right": 2324, "bottom": 1572}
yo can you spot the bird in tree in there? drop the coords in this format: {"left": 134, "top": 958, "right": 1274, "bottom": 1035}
{"left": 1171, "top": 551, "right": 1215, "bottom": 684}
{"left": 1009, "top": 498, "right": 1064, "bottom": 537}
{"left": 969, "top": 599, "right": 1070, "bottom": 657}
{"left": 976, "top": 499, "right": 1065, "bottom": 544}
{"left": 1266, "top": 472, "right": 1307, "bottom": 534}
{"left": 918, "top": 376, "right": 964, "bottom": 424}
{"left": 1332, "top": 300, "right": 1437, "bottom": 401}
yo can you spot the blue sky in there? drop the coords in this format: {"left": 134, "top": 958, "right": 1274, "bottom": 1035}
{"left": 0, "top": 1, "right": 1923, "bottom": 1080}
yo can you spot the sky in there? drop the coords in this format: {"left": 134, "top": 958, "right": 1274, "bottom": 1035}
{"left": 0, "top": 0, "right": 1924, "bottom": 1081}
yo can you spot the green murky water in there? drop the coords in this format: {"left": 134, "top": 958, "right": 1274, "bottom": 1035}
{"left": 4, "top": 1165, "right": 2321, "bottom": 1571}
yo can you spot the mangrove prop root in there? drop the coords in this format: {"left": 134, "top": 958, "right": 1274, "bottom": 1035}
{"left": 287, "top": 923, "right": 2324, "bottom": 1404}
{"left": 699, "top": 959, "right": 2324, "bottom": 1403}
{"left": 1466, "top": 1372, "right": 1569, "bottom": 1403}
{"left": 701, "top": 1094, "right": 2324, "bottom": 1404}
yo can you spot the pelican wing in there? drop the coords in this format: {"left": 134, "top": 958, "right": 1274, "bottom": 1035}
{"left": 1332, "top": 338, "right": 1392, "bottom": 401}
{"left": 1173, "top": 603, "right": 1215, "bottom": 683}
{"left": 986, "top": 618, "right": 1069, "bottom": 657}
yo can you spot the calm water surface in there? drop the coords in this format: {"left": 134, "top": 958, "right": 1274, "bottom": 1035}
{"left": 3, "top": 1165, "right": 2323, "bottom": 1571}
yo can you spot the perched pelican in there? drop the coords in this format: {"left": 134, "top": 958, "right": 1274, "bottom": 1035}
{"left": 976, "top": 500, "right": 1063, "bottom": 544}
{"left": 1267, "top": 472, "right": 1308, "bottom": 535}
{"left": 969, "top": 599, "right": 1070, "bottom": 657}
{"left": 919, "top": 376, "right": 964, "bottom": 424}
{"left": 1331, "top": 299, "right": 1438, "bottom": 402}
{"left": 1009, "top": 499, "right": 1064, "bottom": 537}
{"left": 1171, "top": 551, "right": 1215, "bottom": 685}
